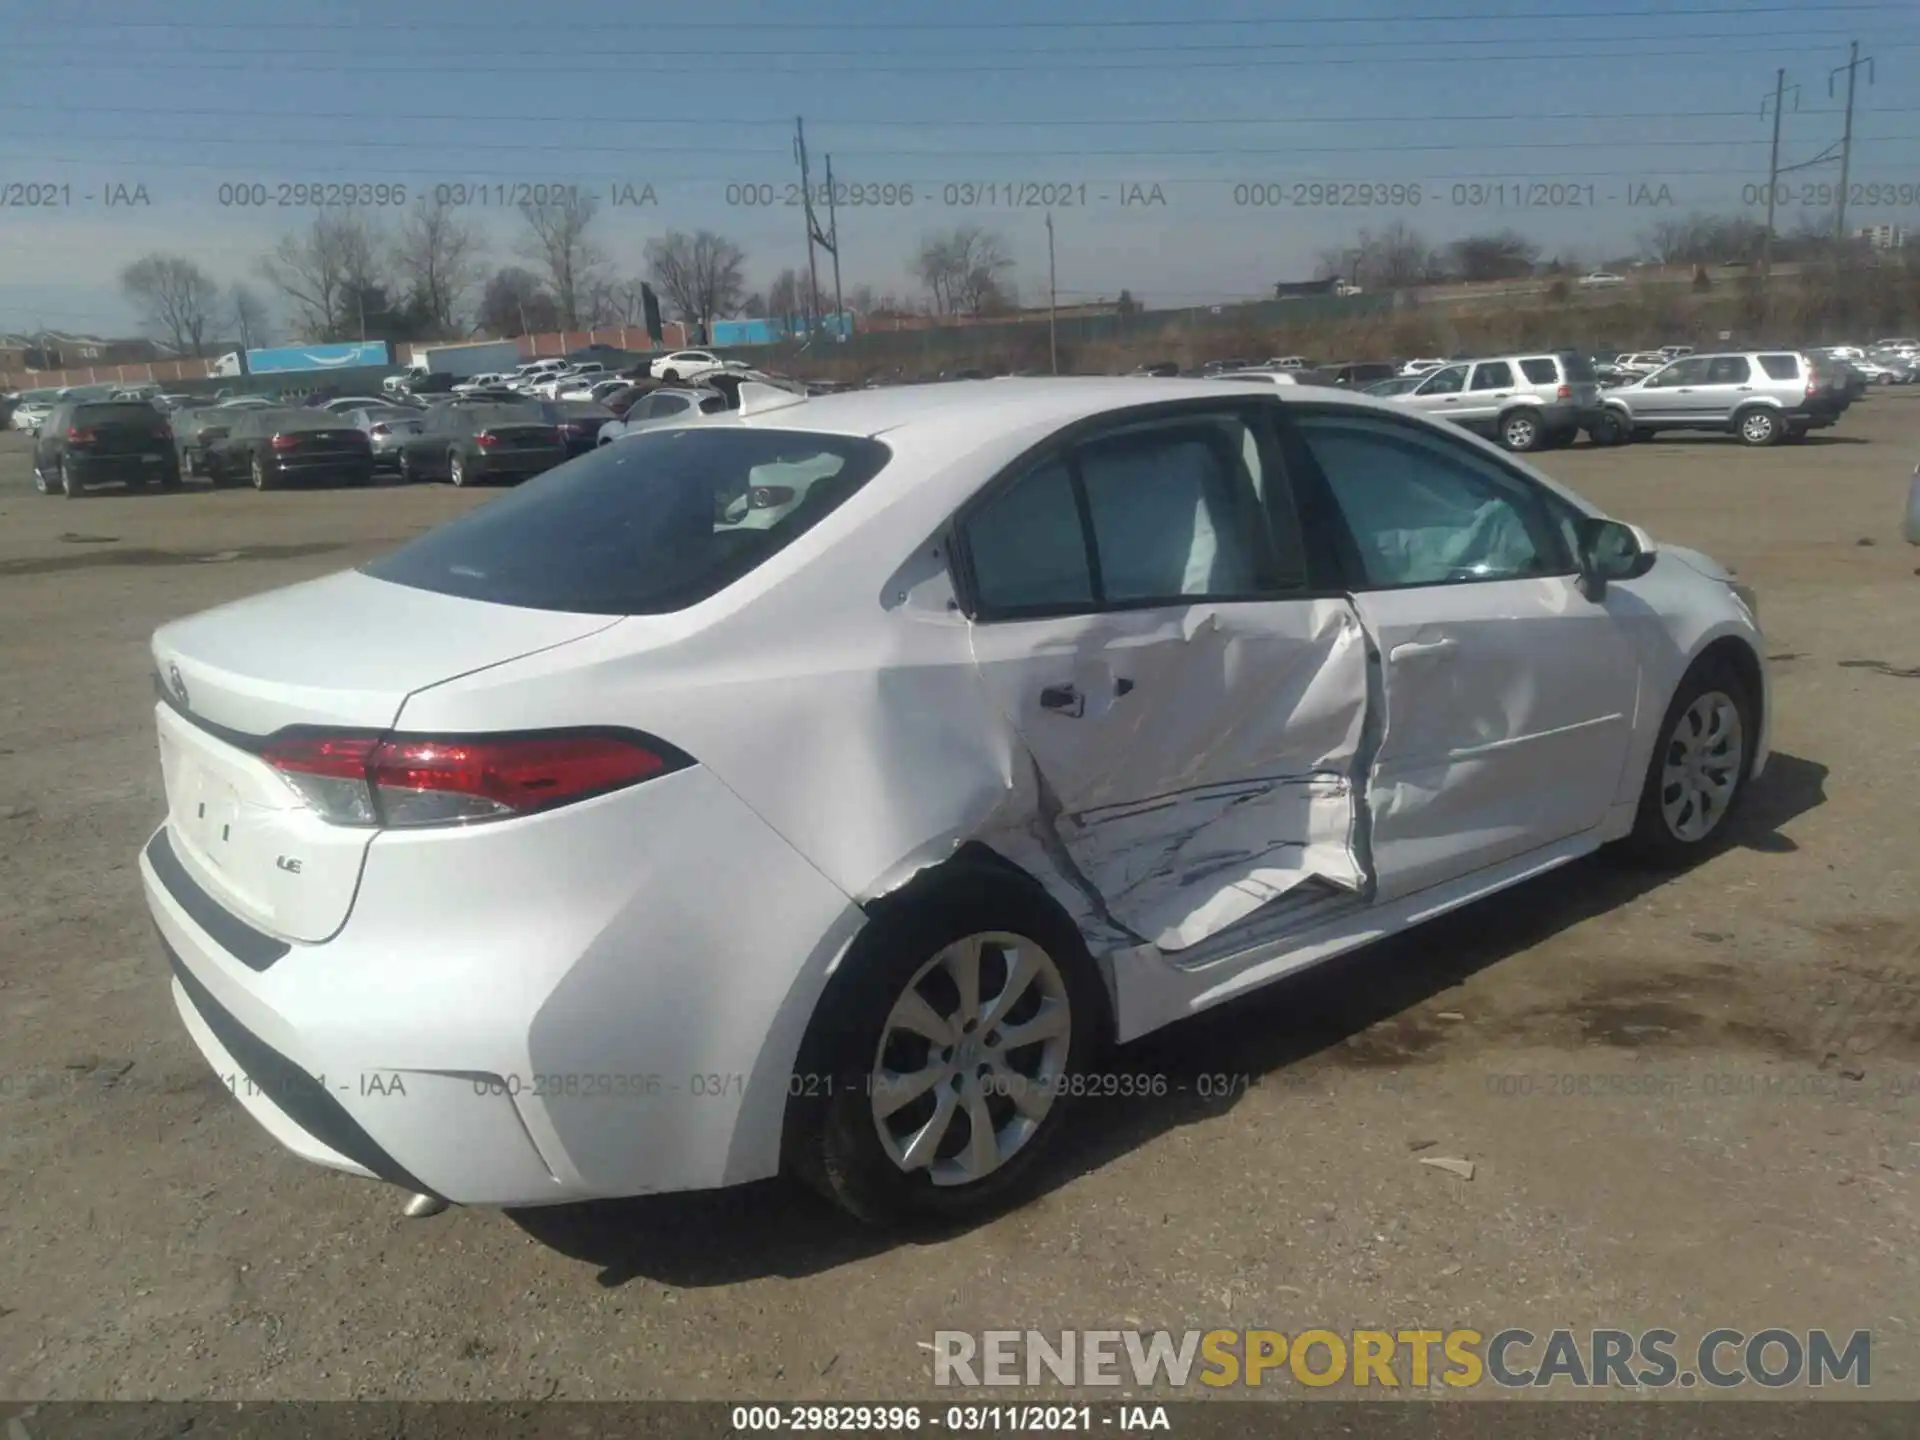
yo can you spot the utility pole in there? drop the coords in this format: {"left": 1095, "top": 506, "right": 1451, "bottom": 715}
{"left": 1045, "top": 212, "right": 1058, "bottom": 375}
{"left": 1829, "top": 42, "right": 1875, "bottom": 243}
{"left": 819, "top": 154, "right": 845, "bottom": 340}
{"left": 793, "top": 117, "right": 823, "bottom": 335}
{"left": 1759, "top": 68, "right": 1798, "bottom": 281}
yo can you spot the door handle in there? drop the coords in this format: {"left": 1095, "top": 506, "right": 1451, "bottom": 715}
{"left": 1389, "top": 638, "right": 1458, "bottom": 662}
{"left": 1038, "top": 684, "right": 1085, "bottom": 717}
{"left": 1736, "top": 386, "right": 1753, "bottom": 392}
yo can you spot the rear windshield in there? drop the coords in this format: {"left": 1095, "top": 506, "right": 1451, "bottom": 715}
{"left": 1556, "top": 352, "right": 1597, "bottom": 381}
{"left": 73, "top": 402, "right": 168, "bottom": 425}
{"left": 363, "top": 428, "right": 893, "bottom": 615}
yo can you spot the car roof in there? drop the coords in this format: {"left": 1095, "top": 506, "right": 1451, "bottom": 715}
{"left": 705, "top": 375, "right": 1469, "bottom": 440}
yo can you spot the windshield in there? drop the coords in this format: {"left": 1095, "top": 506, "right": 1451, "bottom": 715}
{"left": 363, "top": 428, "right": 891, "bottom": 614}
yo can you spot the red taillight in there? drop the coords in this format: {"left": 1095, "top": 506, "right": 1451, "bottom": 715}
{"left": 475, "top": 431, "right": 499, "bottom": 448}
{"left": 67, "top": 426, "right": 96, "bottom": 443}
{"left": 156, "top": 423, "right": 173, "bottom": 441}
{"left": 259, "top": 730, "right": 683, "bottom": 828}
{"left": 1556, "top": 384, "right": 1571, "bottom": 400}
{"left": 370, "top": 423, "right": 390, "bottom": 436}
{"left": 270, "top": 432, "right": 299, "bottom": 450}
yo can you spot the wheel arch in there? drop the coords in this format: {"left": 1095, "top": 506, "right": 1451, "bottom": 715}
{"left": 1692, "top": 634, "right": 1766, "bottom": 779}
{"left": 779, "top": 844, "right": 1118, "bottom": 1161}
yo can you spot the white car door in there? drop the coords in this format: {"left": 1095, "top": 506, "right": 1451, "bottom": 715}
{"left": 1284, "top": 407, "right": 1640, "bottom": 900}
{"left": 1402, "top": 363, "right": 1471, "bottom": 424}
{"left": 961, "top": 404, "right": 1375, "bottom": 953}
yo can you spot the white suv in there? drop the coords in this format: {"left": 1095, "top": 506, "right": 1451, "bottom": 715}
{"left": 1391, "top": 351, "right": 1611, "bottom": 451}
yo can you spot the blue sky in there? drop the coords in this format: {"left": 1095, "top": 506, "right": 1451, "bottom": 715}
{"left": 1, "top": 0, "right": 1915, "bottom": 336}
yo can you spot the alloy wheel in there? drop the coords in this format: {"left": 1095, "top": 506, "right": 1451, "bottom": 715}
{"left": 870, "top": 931, "right": 1072, "bottom": 1188}
{"left": 1740, "top": 411, "right": 1776, "bottom": 445}
{"left": 1660, "top": 690, "right": 1744, "bottom": 843}
{"left": 1503, "top": 415, "right": 1537, "bottom": 450}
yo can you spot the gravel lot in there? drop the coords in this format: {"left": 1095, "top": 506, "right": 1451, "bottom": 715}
{"left": 1, "top": 398, "right": 1917, "bottom": 1402}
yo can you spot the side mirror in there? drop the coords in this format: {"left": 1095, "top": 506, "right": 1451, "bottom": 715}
{"left": 1576, "top": 517, "right": 1656, "bottom": 600}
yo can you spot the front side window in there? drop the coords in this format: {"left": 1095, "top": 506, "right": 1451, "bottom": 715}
{"left": 1292, "top": 411, "right": 1565, "bottom": 589}
{"left": 1417, "top": 364, "right": 1469, "bottom": 396}
{"left": 1469, "top": 362, "right": 1514, "bottom": 391}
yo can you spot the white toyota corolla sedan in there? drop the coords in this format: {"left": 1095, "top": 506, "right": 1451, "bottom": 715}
{"left": 139, "top": 378, "right": 1768, "bottom": 1226}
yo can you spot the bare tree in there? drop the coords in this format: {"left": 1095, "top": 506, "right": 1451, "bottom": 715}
{"left": 767, "top": 267, "right": 806, "bottom": 319}
{"left": 392, "top": 196, "right": 484, "bottom": 339}
{"left": 120, "top": 254, "right": 220, "bottom": 356}
{"left": 227, "top": 282, "right": 272, "bottom": 349}
{"left": 476, "top": 267, "right": 559, "bottom": 337}
{"left": 1640, "top": 212, "right": 1769, "bottom": 267}
{"left": 517, "top": 192, "right": 606, "bottom": 329}
{"left": 1445, "top": 230, "right": 1540, "bottom": 282}
{"left": 915, "top": 227, "right": 1015, "bottom": 315}
{"left": 644, "top": 230, "right": 749, "bottom": 335}
{"left": 257, "top": 211, "right": 389, "bottom": 340}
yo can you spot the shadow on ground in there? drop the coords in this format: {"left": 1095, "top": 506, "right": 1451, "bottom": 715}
{"left": 510, "top": 751, "right": 1828, "bottom": 1287}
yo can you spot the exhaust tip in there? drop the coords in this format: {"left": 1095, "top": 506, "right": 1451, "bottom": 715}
{"left": 402, "top": 1192, "right": 450, "bottom": 1219}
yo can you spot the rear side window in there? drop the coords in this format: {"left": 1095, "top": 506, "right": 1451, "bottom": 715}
{"left": 73, "top": 402, "right": 168, "bottom": 427}
{"left": 962, "top": 411, "right": 1303, "bottom": 617}
{"left": 363, "top": 428, "right": 892, "bottom": 615}
{"left": 1519, "top": 358, "right": 1559, "bottom": 384}
{"left": 1758, "top": 354, "right": 1801, "bottom": 380}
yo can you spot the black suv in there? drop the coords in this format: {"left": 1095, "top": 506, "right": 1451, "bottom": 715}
{"left": 203, "top": 408, "right": 375, "bottom": 489}
{"left": 33, "top": 399, "right": 181, "bottom": 497}
{"left": 393, "top": 402, "right": 566, "bottom": 486}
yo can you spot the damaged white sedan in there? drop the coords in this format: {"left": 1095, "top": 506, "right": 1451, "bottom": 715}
{"left": 140, "top": 378, "right": 1768, "bottom": 1225}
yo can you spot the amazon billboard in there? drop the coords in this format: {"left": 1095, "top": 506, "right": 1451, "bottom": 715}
{"left": 243, "top": 341, "right": 392, "bottom": 375}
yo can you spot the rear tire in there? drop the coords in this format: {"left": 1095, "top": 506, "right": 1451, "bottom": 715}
{"left": 449, "top": 452, "right": 468, "bottom": 487}
{"left": 250, "top": 455, "right": 272, "bottom": 491}
{"left": 60, "top": 459, "right": 83, "bottom": 499}
{"left": 32, "top": 463, "right": 53, "bottom": 495}
{"left": 1616, "top": 656, "right": 1756, "bottom": 869}
{"left": 1735, "top": 407, "right": 1782, "bottom": 447}
{"left": 783, "top": 871, "right": 1105, "bottom": 1228}
{"left": 1498, "top": 409, "right": 1544, "bottom": 452}
{"left": 1589, "top": 409, "right": 1630, "bottom": 447}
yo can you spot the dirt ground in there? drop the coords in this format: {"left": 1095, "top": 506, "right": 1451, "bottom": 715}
{"left": 0, "top": 395, "right": 1916, "bottom": 1403}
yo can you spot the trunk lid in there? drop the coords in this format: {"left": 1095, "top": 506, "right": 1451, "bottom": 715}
{"left": 482, "top": 423, "right": 563, "bottom": 451}
{"left": 151, "top": 569, "right": 622, "bottom": 942}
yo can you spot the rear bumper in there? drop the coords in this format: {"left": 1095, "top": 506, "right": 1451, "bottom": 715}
{"left": 139, "top": 765, "right": 865, "bottom": 1207}
{"left": 267, "top": 454, "right": 374, "bottom": 480}
{"left": 471, "top": 452, "right": 565, "bottom": 479}
{"left": 66, "top": 451, "right": 178, "bottom": 480}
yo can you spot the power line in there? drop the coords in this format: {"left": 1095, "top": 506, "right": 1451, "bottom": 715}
{"left": 20, "top": 40, "right": 1919, "bottom": 74}
{"left": 7, "top": 26, "right": 1908, "bottom": 58}
{"left": 7, "top": 129, "right": 1914, "bottom": 158}
{"left": 3, "top": 102, "right": 1913, "bottom": 128}
{"left": 34, "top": 2, "right": 1919, "bottom": 29}
{"left": 0, "top": 150, "right": 1886, "bottom": 183}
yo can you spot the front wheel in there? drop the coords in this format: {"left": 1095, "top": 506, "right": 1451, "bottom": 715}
{"left": 784, "top": 876, "right": 1105, "bottom": 1227}
{"left": 1617, "top": 658, "right": 1755, "bottom": 869}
